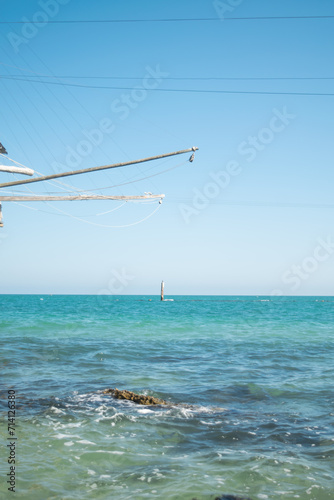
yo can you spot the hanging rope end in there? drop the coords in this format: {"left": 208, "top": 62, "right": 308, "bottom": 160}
{"left": 189, "top": 146, "right": 198, "bottom": 162}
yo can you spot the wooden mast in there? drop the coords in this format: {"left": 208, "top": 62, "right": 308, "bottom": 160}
{"left": 0, "top": 147, "right": 199, "bottom": 190}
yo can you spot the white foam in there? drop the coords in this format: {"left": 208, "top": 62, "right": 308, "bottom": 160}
{"left": 179, "top": 407, "right": 193, "bottom": 418}
{"left": 87, "top": 469, "right": 96, "bottom": 475}
{"left": 200, "top": 420, "right": 223, "bottom": 426}
{"left": 218, "top": 449, "right": 233, "bottom": 454}
{"left": 137, "top": 409, "right": 154, "bottom": 414}
{"left": 53, "top": 433, "right": 81, "bottom": 440}
{"left": 77, "top": 440, "right": 95, "bottom": 445}
{"left": 95, "top": 450, "right": 124, "bottom": 455}
{"left": 64, "top": 441, "right": 74, "bottom": 446}
{"left": 95, "top": 450, "right": 118, "bottom": 454}
{"left": 50, "top": 406, "right": 65, "bottom": 414}
{"left": 57, "top": 422, "right": 82, "bottom": 429}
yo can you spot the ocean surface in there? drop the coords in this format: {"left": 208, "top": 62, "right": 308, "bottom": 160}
{"left": 0, "top": 295, "right": 333, "bottom": 500}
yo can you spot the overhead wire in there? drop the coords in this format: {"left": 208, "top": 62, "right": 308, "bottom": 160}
{"left": 1, "top": 15, "right": 334, "bottom": 24}
{"left": 2, "top": 72, "right": 334, "bottom": 81}
{"left": 0, "top": 37, "right": 84, "bottom": 202}
{"left": 2, "top": 63, "right": 333, "bottom": 82}
{"left": 0, "top": 31, "right": 162, "bottom": 220}
{"left": 2, "top": 32, "right": 139, "bottom": 197}
{"left": 1, "top": 75, "right": 333, "bottom": 96}
{"left": 21, "top": 41, "right": 147, "bottom": 190}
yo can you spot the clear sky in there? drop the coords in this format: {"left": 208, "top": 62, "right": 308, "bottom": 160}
{"left": 0, "top": 0, "right": 334, "bottom": 295}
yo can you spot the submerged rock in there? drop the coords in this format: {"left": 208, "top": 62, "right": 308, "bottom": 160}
{"left": 192, "top": 496, "right": 253, "bottom": 500}
{"left": 191, "top": 495, "right": 253, "bottom": 500}
{"left": 215, "top": 496, "right": 253, "bottom": 500}
{"left": 103, "top": 388, "right": 167, "bottom": 406}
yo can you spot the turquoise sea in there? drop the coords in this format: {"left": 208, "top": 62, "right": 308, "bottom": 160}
{"left": 0, "top": 295, "right": 333, "bottom": 500}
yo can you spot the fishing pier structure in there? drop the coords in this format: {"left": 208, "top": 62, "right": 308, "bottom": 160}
{"left": 0, "top": 145, "right": 198, "bottom": 227}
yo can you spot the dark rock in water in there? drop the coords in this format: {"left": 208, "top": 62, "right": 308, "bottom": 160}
{"left": 103, "top": 388, "right": 167, "bottom": 406}
{"left": 215, "top": 495, "right": 253, "bottom": 500}
{"left": 192, "top": 496, "right": 253, "bottom": 500}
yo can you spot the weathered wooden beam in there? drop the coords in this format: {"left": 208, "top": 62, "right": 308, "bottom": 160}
{"left": 0, "top": 194, "right": 165, "bottom": 202}
{"left": 0, "top": 147, "right": 199, "bottom": 189}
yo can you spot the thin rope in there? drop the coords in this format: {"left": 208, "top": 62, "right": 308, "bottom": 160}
{"left": 0, "top": 154, "right": 77, "bottom": 194}
{"left": 0, "top": 152, "right": 31, "bottom": 168}
{"left": 43, "top": 200, "right": 162, "bottom": 228}
{"left": 32, "top": 159, "right": 189, "bottom": 194}
{"left": 13, "top": 201, "right": 39, "bottom": 211}
{"left": 1, "top": 153, "right": 168, "bottom": 222}
{"left": 96, "top": 201, "right": 127, "bottom": 216}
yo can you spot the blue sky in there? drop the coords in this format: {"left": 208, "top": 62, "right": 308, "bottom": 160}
{"left": 0, "top": 0, "right": 334, "bottom": 295}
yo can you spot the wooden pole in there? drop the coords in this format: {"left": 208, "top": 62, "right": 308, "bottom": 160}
{"left": 0, "top": 194, "right": 165, "bottom": 202}
{"left": 161, "top": 280, "right": 164, "bottom": 301}
{"left": 0, "top": 147, "right": 199, "bottom": 190}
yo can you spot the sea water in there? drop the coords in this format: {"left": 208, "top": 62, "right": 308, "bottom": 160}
{"left": 0, "top": 295, "right": 333, "bottom": 499}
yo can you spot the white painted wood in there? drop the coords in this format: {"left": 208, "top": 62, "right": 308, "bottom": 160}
{"left": 0, "top": 165, "right": 34, "bottom": 176}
